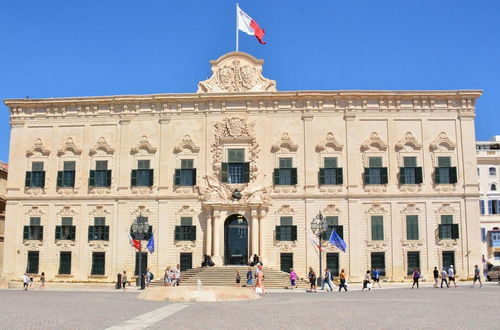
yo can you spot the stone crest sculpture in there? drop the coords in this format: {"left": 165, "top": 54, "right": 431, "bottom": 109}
{"left": 198, "top": 52, "right": 276, "bottom": 93}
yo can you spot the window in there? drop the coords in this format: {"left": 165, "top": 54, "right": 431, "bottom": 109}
{"left": 371, "top": 216, "right": 384, "bottom": 241}
{"left": 322, "top": 216, "right": 343, "bottom": 240}
{"left": 26, "top": 251, "right": 39, "bottom": 274}
{"left": 490, "top": 167, "right": 497, "bottom": 176}
{"left": 88, "top": 217, "right": 109, "bottom": 241}
{"left": 276, "top": 216, "right": 297, "bottom": 241}
{"left": 480, "top": 200, "right": 485, "bottom": 215}
{"left": 488, "top": 200, "right": 500, "bottom": 215}
{"left": 58, "top": 251, "right": 72, "bottom": 275}
{"left": 55, "top": 217, "right": 76, "bottom": 241}
{"left": 23, "top": 217, "right": 43, "bottom": 241}
{"left": 365, "top": 157, "right": 388, "bottom": 185}
{"left": 491, "top": 232, "right": 500, "bottom": 248}
{"left": 175, "top": 217, "right": 196, "bottom": 241}
{"left": 326, "top": 253, "right": 340, "bottom": 276}
{"left": 406, "top": 215, "right": 419, "bottom": 240}
{"left": 435, "top": 157, "right": 457, "bottom": 184}
{"left": 319, "top": 157, "right": 343, "bottom": 185}
{"left": 481, "top": 227, "right": 486, "bottom": 242}
{"left": 134, "top": 252, "right": 148, "bottom": 276}
{"left": 438, "top": 215, "right": 459, "bottom": 239}
{"left": 274, "top": 158, "right": 297, "bottom": 185}
{"left": 442, "top": 251, "right": 455, "bottom": 271}
{"left": 407, "top": 252, "right": 420, "bottom": 275}
{"left": 91, "top": 252, "right": 105, "bottom": 275}
{"left": 400, "top": 157, "right": 422, "bottom": 184}
{"left": 25, "top": 162, "right": 45, "bottom": 188}
{"left": 491, "top": 184, "right": 497, "bottom": 191}
{"left": 221, "top": 149, "right": 249, "bottom": 184}
{"left": 280, "top": 253, "right": 294, "bottom": 273}
{"left": 131, "top": 160, "right": 153, "bottom": 187}
{"left": 495, "top": 252, "right": 500, "bottom": 260}
{"left": 180, "top": 253, "right": 193, "bottom": 271}
{"left": 57, "top": 161, "right": 76, "bottom": 188}
{"left": 90, "top": 161, "right": 111, "bottom": 187}
{"left": 371, "top": 252, "right": 386, "bottom": 276}
{"left": 175, "top": 159, "right": 196, "bottom": 186}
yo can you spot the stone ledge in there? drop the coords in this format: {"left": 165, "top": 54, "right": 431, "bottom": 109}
{"left": 138, "top": 286, "right": 260, "bottom": 302}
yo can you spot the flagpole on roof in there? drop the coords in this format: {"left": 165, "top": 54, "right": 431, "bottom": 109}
{"left": 236, "top": 3, "right": 239, "bottom": 52}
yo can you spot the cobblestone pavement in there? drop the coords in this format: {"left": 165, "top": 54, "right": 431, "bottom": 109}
{"left": 1, "top": 284, "right": 499, "bottom": 329}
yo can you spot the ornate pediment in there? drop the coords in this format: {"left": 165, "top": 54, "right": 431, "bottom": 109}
{"left": 276, "top": 205, "right": 296, "bottom": 215}
{"left": 395, "top": 132, "right": 421, "bottom": 151}
{"left": 58, "top": 137, "right": 82, "bottom": 156}
{"left": 430, "top": 132, "right": 456, "bottom": 151}
{"left": 89, "top": 205, "right": 111, "bottom": 217}
{"left": 435, "top": 203, "right": 457, "bottom": 215}
{"left": 26, "top": 138, "right": 50, "bottom": 157}
{"left": 176, "top": 205, "right": 197, "bottom": 215}
{"left": 271, "top": 133, "right": 298, "bottom": 153}
{"left": 25, "top": 206, "right": 45, "bottom": 216}
{"left": 131, "top": 206, "right": 152, "bottom": 216}
{"left": 89, "top": 137, "right": 115, "bottom": 156}
{"left": 401, "top": 203, "right": 422, "bottom": 214}
{"left": 316, "top": 132, "right": 343, "bottom": 152}
{"left": 366, "top": 204, "right": 387, "bottom": 214}
{"left": 130, "top": 135, "right": 157, "bottom": 155}
{"left": 197, "top": 52, "right": 276, "bottom": 93}
{"left": 56, "top": 206, "right": 78, "bottom": 216}
{"left": 195, "top": 175, "right": 271, "bottom": 205}
{"left": 173, "top": 135, "right": 200, "bottom": 154}
{"left": 323, "top": 204, "right": 341, "bottom": 215}
{"left": 361, "top": 133, "right": 388, "bottom": 152}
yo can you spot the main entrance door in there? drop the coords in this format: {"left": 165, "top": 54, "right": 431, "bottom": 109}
{"left": 224, "top": 214, "right": 248, "bottom": 265}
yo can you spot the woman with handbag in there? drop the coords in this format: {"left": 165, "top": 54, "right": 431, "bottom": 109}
{"left": 255, "top": 265, "right": 265, "bottom": 295}
{"left": 308, "top": 267, "right": 317, "bottom": 292}
{"left": 362, "top": 270, "right": 371, "bottom": 291}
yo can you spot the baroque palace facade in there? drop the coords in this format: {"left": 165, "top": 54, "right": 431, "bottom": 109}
{"left": 1, "top": 52, "right": 482, "bottom": 284}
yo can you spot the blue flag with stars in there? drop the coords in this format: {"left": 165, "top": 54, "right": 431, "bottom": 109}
{"left": 328, "top": 229, "right": 346, "bottom": 253}
{"left": 146, "top": 233, "right": 155, "bottom": 253}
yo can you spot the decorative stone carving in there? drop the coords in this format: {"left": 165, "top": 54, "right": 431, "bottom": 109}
{"left": 276, "top": 241, "right": 296, "bottom": 252}
{"left": 364, "top": 185, "right": 387, "bottom": 194}
{"left": 24, "top": 187, "right": 47, "bottom": 196}
{"left": 130, "top": 135, "right": 157, "bottom": 155}
{"left": 366, "top": 241, "right": 388, "bottom": 250}
{"left": 361, "top": 133, "right": 388, "bottom": 151}
{"left": 56, "top": 241, "right": 76, "bottom": 248}
{"left": 89, "top": 242, "right": 109, "bottom": 249}
{"left": 173, "top": 135, "right": 200, "bottom": 154}
{"left": 89, "top": 206, "right": 112, "bottom": 217}
{"left": 316, "top": 132, "right": 343, "bottom": 152}
{"left": 175, "top": 241, "right": 196, "bottom": 251}
{"left": 322, "top": 204, "right": 341, "bottom": 215}
{"left": 437, "top": 241, "right": 458, "bottom": 248}
{"left": 26, "top": 138, "right": 50, "bottom": 157}
{"left": 197, "top": 52, "right": 276, "bottom": 93}
{"left": 436, "top": 203, "right": 456, "bottom": 214}
{"left": 401, "top": 203, "right": 422, "bottom": 214}
{"left": 271, "top": 133, "right": 298, "bottom": 153}
{"left": 395, "top": 132, "right": 421, "bottom": 151}
{"left": 176, "top": 205, "right": 197, "bottom": 215}
{"left": 131, "top": 206, "right": 152, "bottom": 216}
{"left": 89, "top": 137, "right": 115, "bottom": 155}
{"left": 276, "top": 205, "right": 296, "bottom": 215}
{"left": 211, "top": 117, "right": 259, "bottom": 181}
{"left": 24, "top": 241, "right": 43, "bottom": 248}
{"left": 398, "top": 185, "right": 422, "bottom": 193}
{"left": 25, "top": 206, "right": 45, "bottom": 216}
{"left": 131, "top": 187, "right": 153, "bottom": 195}
{"left": 89, "top": 187, "right": 111, "bottom": 195}
{"left": 57, "top": 137, "right": 83, "bottom": 156}
{"left": 56, "top": 187, "right": 79, "bottom": 196}
{"left": 366, "top": 204, "right": 387, "bottom": 214}
{"left": 401, "top": 240, "right": 424, "bottom": 248}
{"left": 57, "top": 206, "right": 78, "bottom": 216}
{"left": 430, "top": 132, "right": 456, "bottom": 151}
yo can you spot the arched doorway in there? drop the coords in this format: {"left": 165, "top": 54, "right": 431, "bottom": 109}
{"left": 224, "top": 214, "right": 249, "bottom": 265}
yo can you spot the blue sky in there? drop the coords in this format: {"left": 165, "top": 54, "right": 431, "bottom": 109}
{"left": 0, "top": 0, "right": 499, "bottom": 162}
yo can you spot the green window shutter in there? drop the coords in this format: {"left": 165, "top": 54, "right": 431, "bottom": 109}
{"left": 364, "top": 168, "right": 370, "bottom": 185}
{"left": 381, "top": 167, "right": 388, "bottom": 184}
{"left": 148, "top": 169, "right": 154, "bottom": 186}
{"left": 40, "top": 226, "right": 43, "bottom": 241}
{"left": 319, "top": 168, "right": 325, "bottom": 185}
{"left": 335, "top": 225, "right": 344, "bottom": 240}
{"left": 88, "top": 226, "right": 94, "bottom": 241}
{"left": 400, "top": 168, "right": 406, "bottom": 184}
{"left": 174, "top": 169, "right": 181, "bottom": 185}
{"left": 23, "top": 226, "right": 30, "bottom": 240}
{"left": 336, "top": 168, "right": 343, "bottom": 185}
{"left": 57, "top": 171, "right": 63, "bottom": 187}
{"left": 192, "top": 168, "right": 197, "bottom": 185}
{"left": 451, "top": 224, "right": 459, "bottom": 239}
{"left": 415, "top": 167, "right": 423, "bottom": 184}
{"left": 276, "top": 226, "right": 281, "bottom": 241}
{"left": 274, "top": 168, "right": 280, "bottom": 185}
{"left": 291, "top": 226, "right": 297, "bottom": 241}
{"left": 190, "top": 226, "right": 197, "bottom": 241}
{"left": 55, "top": 226, "right": 62, "bottom": 240}
{"left": 243, "top": 162, "right": 250, "bottom": 183}
{"left": 435, "top": 168, "right": 441, "bottom": 184}
{"left": 438, "top": 225, "right": 443, "bottom": 239}
{"left": 25, "top": 172, "right": 32, "bottom": 187}
{"left": 131, "top": 170, "right": 137, "bottom": 186}
{"left": 175, "top": 226, "right": 181, "bottom": 241}
{"left": 291, "top": 168, "right": 298, "bottom": 185}
{"left": 406, "top": 215, "right": 419, "bottom": 240}
{"left": 106, "top": 170, "right": 112, "bottom": 187}
{"left": 41, "top": 172, "right": 46, "bottom": 188}
{"left": 70, "top": 226, "right": 76, "bottom": 240}
{"left": 104, "top": 226, "right": 110, "bottom": 240}
{"left": 89, "top": 170, "right": 95, "bottom": 187}
{"left": 221, "top": 163, "right": 228, "bottom": 183}
{"left": 70, "top": 171, "right": 75, "bottom": 187}
{"left": 450, "top": 167, "right": 457, "bottom": 184}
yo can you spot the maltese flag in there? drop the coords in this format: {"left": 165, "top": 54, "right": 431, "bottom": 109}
{"left": 237, "top": 6, "right": 266, "bottom": 44}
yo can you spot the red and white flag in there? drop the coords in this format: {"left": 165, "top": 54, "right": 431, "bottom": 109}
{"left": 128, "top": 232, "right": 141, "bottom": 251}
{"left": 237, "top": 5, "right": 266, "bottom": 45}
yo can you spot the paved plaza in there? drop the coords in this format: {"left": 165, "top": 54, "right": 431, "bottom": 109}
{"left": 0, "top": 284, "right": 499, "bottom": 329}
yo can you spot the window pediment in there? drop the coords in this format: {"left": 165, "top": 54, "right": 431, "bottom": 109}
{"left": 58, "top": 137, "right": 82, "bottom": 156}
{"left": 430, "top": 132, "right": 456, "bottom": 151}
{"left": 316, "top": 132, "right": 343, "bottom": 152}
{"left": 395, "top": 132, "right": 421, "bottom": 151}
{"left": 271, "top": 132, "right": 298, "bottom": 153}
{"left": 26, "top": 138, "right": 51, "bottom": 157}
{"left": 130, "top": 135, "right": 157, "bottom": 155}
{"left": 173, "top": 135, "right": 200, "bottom": 154}
{"left": 89, "top": 137, "right": 115, "bottom": 156}
{"left": 361, "top": 133, "right": 387, "bottom": 152}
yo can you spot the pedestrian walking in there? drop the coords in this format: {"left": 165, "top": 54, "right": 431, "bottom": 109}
{"left": 246, "top": 267, "right": 253, "bottom": 287}
{"left": 472, "top": 265, "right": 482, "bottom": 288}
{"left": 448, "top": 265, "right": 457, "bottom": 288}
{"left": 40, "top": 272, "right": 45, "bottom": 289}
{"left": 362, "top": 270, "right": 371, "bottom": 291}
{"left": 145, "top": 268, "right": 153, "bottom": 287}
{"left": 289, "top": 268, "right": 298, "bottom": 289}
{"left": 321, "top": 267, "right": 334, "bottom": 292}
{"left": 440, "top": 268, "right": 449, "bottom": 288}
{"left": 235, "top": 270, "right": 241, "bottom": 287}
{"left": 308, "top": 267, "right": 317, "bottom": 292}
{"left": 411, "top": 268, "right": 420, "bottom": 289}
{"left": 255, "top": 265, "right": 265, "bottom": 295}
{"left": 122, "top": 270, "right": 128, "bottom": 292}
{"left": 174, "top": 264, "right": 181, "bottom": 286}
{"left": 22, "top": 273, "right": 30, "bottom": 291}
{"left": 372, "top": 268, "right": 381, "bottom": 288}
{"left": 433, "top": 267, "right": 439, "bottom": 288}
{"left": 338, "top": 269, "right": 348, "bottom": 291}
{"left": 164, "top": 267, "right": 171, "bottom": 286}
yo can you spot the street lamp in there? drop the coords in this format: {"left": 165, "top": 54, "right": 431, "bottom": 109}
{"left": 310, "top": 211, "right": 328, "bottom": 287}
{"left": 131, "top": 213, "right": 149, "bottom": 290}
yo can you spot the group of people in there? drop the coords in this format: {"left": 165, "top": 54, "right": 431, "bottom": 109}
{"left": 163, "top": 265, "right": 181, "bottom": 287}
{"left": 236, "top": 263, "right": 266, "bottom": 295}
{"left": 304, "top": 267, "right": 349, "bottom": 292}
{"left": 22, "top": 272, "right": 45, "bottom": 290}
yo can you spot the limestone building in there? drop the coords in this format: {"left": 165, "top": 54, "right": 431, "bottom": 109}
{"left": 1, "top": 52, "right": 482, "bottom": 284}
{"left": 477, "top": 136, "right": 500, "bottom": 273}
{"left": 0, "top": 162, "right": 6, "bottom": 275}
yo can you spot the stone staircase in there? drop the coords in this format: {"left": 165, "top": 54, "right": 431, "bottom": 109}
{"left": 151, "top": 266, "right": 307, "bottom": 289}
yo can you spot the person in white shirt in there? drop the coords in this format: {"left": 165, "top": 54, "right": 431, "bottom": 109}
{"left": 448, "top": 265, "right": 457, "bottom": 288}
{"left": 440, "top": 268, "right": 449, "bottom": 288}
{"left": 174, "top": 264, "right": 181, "bottom": 286}
{"left": 22, "top": 273, "right": 30, "bottom": 291}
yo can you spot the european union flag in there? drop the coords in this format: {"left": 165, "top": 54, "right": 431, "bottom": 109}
{"left": 146, "top": 234, "right": 155, "bottom": 253}
{"left": 328, "top": 229, "right": 346, "bottom": 253}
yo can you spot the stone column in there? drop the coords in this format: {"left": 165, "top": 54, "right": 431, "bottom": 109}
{"left": 212, "top": 211, "right": 222, "bottom": 265}
{"left": 251, "top": 209, "right": 259, "bottom": 258}
{"left": 259, "top": 209, "right": 266, "bottom": 263}
{"left": 206, "top": 212, "right": 212, "bottom": 256}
